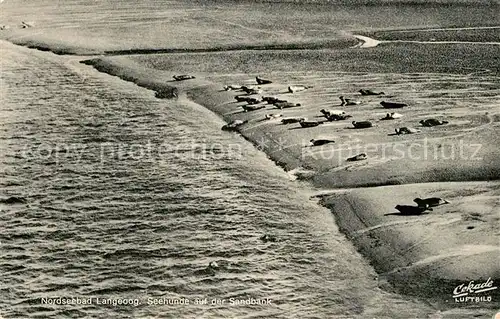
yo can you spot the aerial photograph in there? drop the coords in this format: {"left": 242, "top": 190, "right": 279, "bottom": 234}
{"left": 0, "top": 0, "right": 499, "bottom": 318}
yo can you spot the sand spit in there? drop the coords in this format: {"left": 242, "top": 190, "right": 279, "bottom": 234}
{"left": 352, "top": 35, "right": 382, "bottom": 48}
{"left": 353, "top": 34, "right": 500, "bottom": 48}
{"left": 78, "top": 55, "right": 500, "bottom": 303}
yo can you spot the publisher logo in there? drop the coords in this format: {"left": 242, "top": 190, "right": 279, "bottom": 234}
{"left": 453, "top": 277, "right": 497, "bottom": 303}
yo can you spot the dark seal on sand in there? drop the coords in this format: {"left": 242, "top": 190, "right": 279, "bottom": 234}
{"left": 352, "top": 121, "right": 372, "bottom": 129}
{"left": 299, "top": 120, "right": 323, "bottom": 128}
{"left": 381, "top": 101, "right": 408, "bottom": 109}
{"left": 256, "top": 76, "right": 272, "bottom": 85}
{"left": 420, "top": 119, "right": 449, "bottom": 127}
{"left": 310, "top": 139, "right": 335, "bottom": 146}
{"left": 221, "top": 120, "right": 248, "bottom": 131}
{"left": 395, "top": 204, "right": 432, "bottom": 215}
{"left": 346, "top": 153, "right": 367, "bottom": 161}
{"left": 173, "top": 75, "right": 195, "bottom": 81}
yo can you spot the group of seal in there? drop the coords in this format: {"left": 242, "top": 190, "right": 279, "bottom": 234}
{"left": 394, "top": 196, "right": 450, "bottom": 215}
{"left": 223, "top": 77, "right": 452, "bottom": 156}
{"left": 229, "top": 81, "right": 303, "bottom": 114}
{"left": 393, "top": 118, "right": 449, "bottom": 135}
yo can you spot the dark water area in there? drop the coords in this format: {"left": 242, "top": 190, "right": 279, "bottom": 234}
{"left": 0, "top": 41, "right": 458, "bottom": 318}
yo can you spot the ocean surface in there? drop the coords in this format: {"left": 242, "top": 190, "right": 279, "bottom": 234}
{"left": 0, "top": 39, "right": 456, "bottom": 319}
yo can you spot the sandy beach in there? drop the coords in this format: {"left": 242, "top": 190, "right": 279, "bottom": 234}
{"left": 1, "top": 0, "right": 499, "bottom": 316}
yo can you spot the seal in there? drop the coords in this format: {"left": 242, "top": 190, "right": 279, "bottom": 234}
{"left": 359, "top": 89, "right": 385, "bottom": 96}
{"left": 262, "top": 96, "right": 280, "bottom": 104}
{"left": 281, "top": 117, "right": 306, "bottom": 124}
{"left": 241, "top": 86, "right": 262, "bottom": 94}
{"left": 269, "top": 98, "right": 287, "bottom": 104}
{"left": 21, "top": 21, "right": 33, "bottom": 28}
{"left": 288, "top": 85, "right": 310, "bottom": 93}
{"left": 413, "top": 197, "right": 450, "bottom": 208}
{"left": 320, "top": 109, "right": 345, "bottom": 117}
{"left": 380, "top": 112, "right": 403, "bottom": 120}
{"left": 235, "top": 96, "right": 261, "bottom": 103}
{"left": 299, "top": 120, "right": 323, "bottom": 128}
{"left": 420, "top": 119, "right": 449, "bottom": 127}
{"left": 310, "top": 138, "right": 335, "bottom": 146}
{"left": 340, "top": 96, "right": 360, "bottom": 106}
{"left": 346, "top": 153, "right": 367, "bottom": 161}
{"left": 395, "top": 127, "right": 420, "bottom": 135}
{"left": 381, "top": 101, "right": 408, "bottom": 109}
{"left": 256, "top": 76, "right": 272, "bottom": 85}
{"left": 265, "top": 113, "right": 282, "bottom": 120}
{"left": 173, "top": 75, "right": 195, "bottom": 81}
{"left": 395, "top": 204, "right": 432, "bottom": 215}
{"left": 274, "top": 102, "right": 301, "bottom": 109}
{"left": 326, "top": 113, "right": 352, "bottom": 121}
{"left": 221, "top": 119, "right": 248, "bottom": 131}
{"left": 352, "top": 121, "right": 372, "bottom": 129}
{"left": 247, "top": 88, "right": 263, "bottom": 95}
{"left": 242, "top": 104, "right": 265, "bottom": 112}
{"left": 224, "top": 85, "right": 242, "bottom": 91}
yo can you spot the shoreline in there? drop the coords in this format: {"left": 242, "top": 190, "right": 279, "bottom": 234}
{"left": 3, "top": 38, "right": 499, "bottom": 305}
